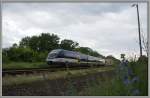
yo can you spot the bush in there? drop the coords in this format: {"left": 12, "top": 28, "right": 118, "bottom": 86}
{"left": 34, "top": 52, "right": 48, "bottom": 62}
{"left": 129, "top": 56, "right": 148, "bottom": 95}
{"left": 2, "top": 48, "right": 11, "bottom": 63}
{"left": 2, "top": 55, "right": 10, "bottom": 64}
{"left": 6, "top": 47, "right": 35, "bottom": 62}
{"left": 81, "top": 56, "right": 148, "bottom": 96}
{"left": 2, "top": 47, "right": 49, "bottom": 63}
{"left": 19, "top": 48, "right": 35, "bottom": 62}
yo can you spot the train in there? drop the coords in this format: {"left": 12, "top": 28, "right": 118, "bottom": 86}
{"left": 46, "top": 49, "right": 110, "bottom": 67}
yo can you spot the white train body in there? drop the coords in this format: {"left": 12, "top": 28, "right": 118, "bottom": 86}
{"left": 46, "top": 49, "right": 106, "bottom": 67}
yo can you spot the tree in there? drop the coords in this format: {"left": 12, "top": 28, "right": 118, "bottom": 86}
{"left": 19, "top": 36, "right": 31, "bottom": 48}
{"left": 5, "top": 32, "right": 107, "bottom": 63}
{"left": 12, "top": 43, "right": 18, "bottom": 48}
{"left": 60, "top": 39, "right": 79, "bottom": 50}
{"left": 141, "top": 34, "right": 148, "bottom": 57}
{"left": 29, "top": 36, "right": 40, "bottom": 52}
{"left": 19, "top": 33, "right": 60, "bottom": 52}
{"left": 90, "top": 51, "right": 102, "bottom": 57}
{"left": 38, "top": 33, "right": 60, "bottom": 52}
{"left": 19, "top": 36, "right": 39, "bottom": 51}
{"left": 75, "top": 47, "right": 92, "bottom": 54}
{"left": 75, "top": 47, "right": 104, "bottom": 57}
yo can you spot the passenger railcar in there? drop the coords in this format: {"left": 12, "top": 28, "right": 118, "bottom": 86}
{"left": 46, "top": 49, "right": 106, "bottom": 67}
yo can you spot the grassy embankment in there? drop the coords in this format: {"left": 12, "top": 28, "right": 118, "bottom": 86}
{"left": 2, "top": 66, "right": 115, "bottom": 96}
{"left": 3, "top": 66, "right": 114, "bottom": 86}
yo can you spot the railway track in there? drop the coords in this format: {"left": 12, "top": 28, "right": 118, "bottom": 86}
{"left": 3, "top": 68, "right": 58, "bottom": 76}
{"left": 2, "top": 66, "right": 95, "bottom": 76}
{"left": 2, "top": 62, "right": 109, "bottom": 76}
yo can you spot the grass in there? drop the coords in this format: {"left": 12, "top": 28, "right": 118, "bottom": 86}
{"left": 79, "top": 56, "right": 148, "bottom": 96}
{"left": 79, "top": 75, "right": 130, "bottom": 96}
{"left": 2, "top": 62, "right": 47, "bottom": 69}
{"left": 2, "top": 66, "right": 114, "bottom": 86}
{"left": 3, "top": 66, "right": 115, "bottom": 96}
{"left": 128, "top": 56, "right": 148, "bottom": 95}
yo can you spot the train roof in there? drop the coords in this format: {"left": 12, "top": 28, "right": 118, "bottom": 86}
{"left": 50, "top": 49, "right": 104, "bottom": 59}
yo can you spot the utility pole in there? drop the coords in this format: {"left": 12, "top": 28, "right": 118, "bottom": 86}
{"left": 132, "top": 4, "right": 142, "bottom": 56}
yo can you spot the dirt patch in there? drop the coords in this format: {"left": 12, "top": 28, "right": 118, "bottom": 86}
{"left": 2, "top": 70, "right": 115, "bottom": 96}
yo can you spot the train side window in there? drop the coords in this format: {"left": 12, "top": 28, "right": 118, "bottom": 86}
{"left": 57, "top": 51, "right": 64, "bottom": 58}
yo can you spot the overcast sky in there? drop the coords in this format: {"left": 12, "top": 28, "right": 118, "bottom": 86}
{"left": 2, "top": 2, "right": 147, "bottom": 59}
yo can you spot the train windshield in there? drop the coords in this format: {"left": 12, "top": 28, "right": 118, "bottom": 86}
{"left": 48, "top": 49, "right": 62, "bottom": 59}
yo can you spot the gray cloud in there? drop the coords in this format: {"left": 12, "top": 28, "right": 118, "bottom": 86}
{"left": 2, "top": 3, "right": 147, "bottom": 59}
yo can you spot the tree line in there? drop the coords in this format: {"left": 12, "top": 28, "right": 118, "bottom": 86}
{"left": 2, "top": 33, "right": 105, "bottom": 63}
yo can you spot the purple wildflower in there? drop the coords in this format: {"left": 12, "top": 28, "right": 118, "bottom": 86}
{"left": 131, "top": 76, "right": 139, "bottom": 83}
{"left": 132, "top": 89, "right": 140, "bottom": 95}
{"left": 123, "top": 78, "right": 130, "bottom": 85}
{"left": 128, "top": 67, "right": 133, "bottom": 76}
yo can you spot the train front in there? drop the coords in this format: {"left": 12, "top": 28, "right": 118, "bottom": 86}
{"left": 46, "top": 49, "right": 63, "bottom": 65}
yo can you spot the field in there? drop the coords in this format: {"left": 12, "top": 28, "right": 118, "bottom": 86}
{"left": 2, "top": 57, "right": 148, "bottom": 96}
